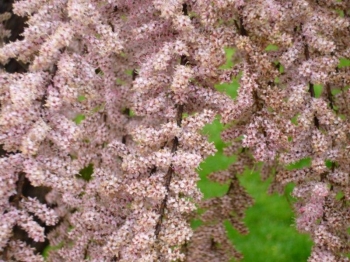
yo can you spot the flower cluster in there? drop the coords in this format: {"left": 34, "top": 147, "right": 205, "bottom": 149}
{"left": 0, "top": 0, "right": 350, "bottom": 261}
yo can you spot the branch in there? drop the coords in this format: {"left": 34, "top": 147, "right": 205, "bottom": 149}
{"left": 154, "top": 104, "right": 183, "bottom": 237}
{"left": 155, "top": 3, "right": 189, "bottom": 237}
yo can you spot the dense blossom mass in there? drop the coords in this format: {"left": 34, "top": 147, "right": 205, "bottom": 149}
{"left": 0, "top": 0, "right": 349, "bottom": 261}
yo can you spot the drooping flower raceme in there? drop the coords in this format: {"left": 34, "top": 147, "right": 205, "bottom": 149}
{"left": 0, "top": 0, "right": 349, "bottom": 262}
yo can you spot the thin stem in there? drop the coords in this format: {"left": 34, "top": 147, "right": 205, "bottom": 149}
{"left": 155, "top": 0, "right": 188, "bottom": 248}
{"left": 154, "top": 104, "right": 183, "bottom": 237}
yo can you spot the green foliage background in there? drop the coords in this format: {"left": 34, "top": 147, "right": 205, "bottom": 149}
{"left": 197, "top": 118, "right": 312, "bottom": 262}
{"left": 195, "top": 48, "right": 313, "bottom": 261}
{"left": 196, "top": 52, "right": 350, "bottom": 262}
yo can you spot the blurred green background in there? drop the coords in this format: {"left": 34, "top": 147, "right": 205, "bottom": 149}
{"left": 195, "top": 63, "right": 313, "bottom": 261}
{"left": 197, "top": 118, "right": 312, "bottom": 262}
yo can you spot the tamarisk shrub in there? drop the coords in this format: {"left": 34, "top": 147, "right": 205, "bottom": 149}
{"left": 0, "top": 0, "right": 349, "bottom": 261}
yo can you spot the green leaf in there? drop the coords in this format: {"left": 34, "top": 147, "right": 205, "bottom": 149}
{"left": 214, "top": 77, "right": 239, "bottom": 99}
{"left": 77, "top": 95, "right": 86, "bottom": 102}
{"left": 125, "top": 69, "right": 133, "bottom": 76}
{"left": 325, "top": 160, "right": 335, "bottom": 169}
{"left": 339, "top": 114, "right": 346, "bottom": 120}
{"left": 286, "top": 157, "right": 311, "bottom": 170}
{"left": 313, "top": 84, "right": 323, "bottom": 98}
{"left": 190, "top": 219, "right": 203, "bottom": 229}
{"left": 338, "top": 58, "right": 350, "bottom": 68}
{"left": 42, "top": 242, "right": 64, "bottom": 259}
{"left": 335, "top": 9, "right": 345, "bottom": 17}
{"left": 116, "top": 78, "right": 126, "bottom": 85}
{"left": 336, "top": 191, "right": 344, "bottom": 200}
{"left": 279, "top": 64, "right": 285, "bottom": 73}
{"left": 77, "top": 163, "right": 94, "bottom": 181}
{"left": 73, "top": 114, "right": 85, "bottom": 125}
{"left": 129, "top": 109, "right": 135, "bottom": 117}
{"left": 291, "top": 114, "right": 299, "bottom": 125}
{"left": 265, "top": 44, "right": 279, "bottom": 51}
{"left": 331, "top": 88, "right": 342, "bottom": 95}
{"left": 219, "top": 47, "right": 235, "bottom": 69}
